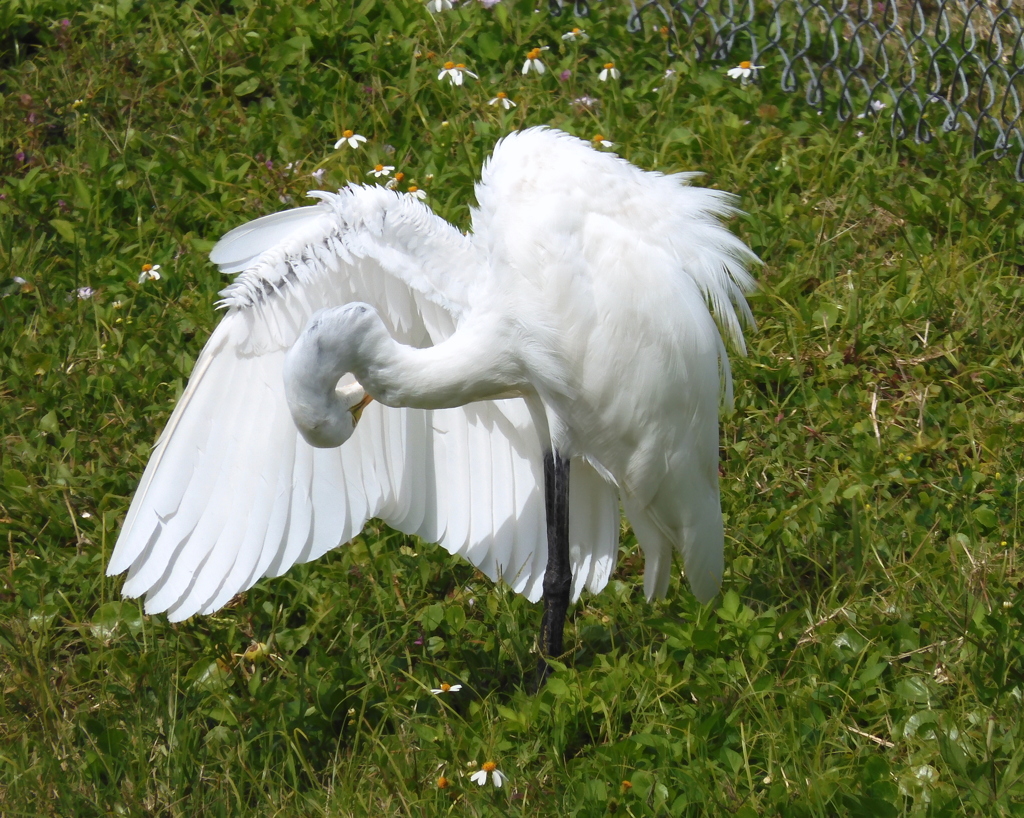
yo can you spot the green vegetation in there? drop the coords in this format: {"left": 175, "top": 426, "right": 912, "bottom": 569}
{"left": 2, "top": 1, "right": 1023, "bottom": 815}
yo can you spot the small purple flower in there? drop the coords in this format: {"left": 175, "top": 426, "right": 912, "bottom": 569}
{"left": 479, "top": 0, "right": 502, "bottom": 7}
{"left": 27, "top": 112, "right": 37, "bottom": 124}
{"left": 559, "top": 69, "right": 572, "bottom": 82}
{"left": 76, "top": 286, "right": 94, "bottom": 300}
{"left": 15, "top": 152, "right": 26, "bottom": 163}
{"left": 57, "top": 199, "right": 70, "bottom": 213}
{"left": 265, "top": 159, "right": 273, "bottom": 170}
{"left": 60, "top": 18, "right": 71, "bottom": 29}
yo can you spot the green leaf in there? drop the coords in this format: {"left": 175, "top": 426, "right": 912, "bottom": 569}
{"left": 3, "top": 469, "right": 28, "bottom": 488}
{"left": 937, "top": 729, "right": 969, "bottom": 775}
{"left": 476, "top": 32, "right": 501, "bottom": 61}
{"left": 90, "top": 601, "right": 143, "bottom": 641}
{"left": 818, "top": 476, "right": 841, "bottom": 505}
{"left": 186, "top": 659, "right": 231, "bottom": 692}
{"left": 896, "top": 677, "right": 930, "bottom": 703}
{"left": 234, "top": 76, "right": 260, "bottom": 96}
{"left": 973, "top": 506, "right": 997, "bottom": 529}
{"left": 419, "top": 602, "right": 444, "bottom": 632}
{"left": 39, "top": 410, "right": 60, "bottom": 435}
{"left": 717, "top": 590, "right": 741, "bottom": 621}
{"left": 50, "top": 218, "right": 76, "bottom": 242}
{"left": 444, "top": 604, "right": 466, "bottom": 631}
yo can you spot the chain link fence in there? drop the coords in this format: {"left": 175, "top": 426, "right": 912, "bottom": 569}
{"left": 554, "top": 0, "right": 1024, "bottom": 180}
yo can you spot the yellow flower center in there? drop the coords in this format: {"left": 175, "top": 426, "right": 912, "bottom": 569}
{"left": 437, "top": 776, "right": 449, "bottom": 789}
{"left": 482, "top": 761, "right": 497, "bottom": 772}
{"left": 592, "top": 134, "right": 605, "bottom": 142}
{"left": 141, "top": 264, "right": 153, "bottom": 272}
{"left": 407, "top": 185, "right": 419, "bottom": 192}
{"left": 497, "top": 92, "right": 507, "bottom": 99}
{"left": 443, "top": 61, "right": 455, "bottom": 70}
{"left": 660, "top": 26, "right": 669, "bottom": 35}
{"left": 604, "top": 62, "right": 615, "bottom": 69}
{"left": 440, "top": 682, "right": 451, "bottom": 691}
{"left": 342, "top": 129, "right": 353, "bottom": 138}
{"left": 622, "top": 780, "right": 633, "bottom": 789}
{"left": 739, "top": 61, "right": 752, "bottom": 69}
{"left": 394, "top": 172, "right": 404, "bottom": 182}
{"left": 572, "top": 28, "right": 581, "bottom": 35}
{"left": 374, "top": 164, "right": 384, "bottom": 172}
{"left": 527, "top": 48, "right": 542, "bottom": 59}
{"left": 455, "top": 63, "right": 466, "bottom": 69}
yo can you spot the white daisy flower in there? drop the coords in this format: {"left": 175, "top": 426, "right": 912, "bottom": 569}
{"left": 407, "top": 186, "right": 427, "bottom": 200}
{"left": 367, "top": 164, "right": 394, "bottom": 178}
{"left": 334, "top": 130, "right": 367, "bottom": 149}
{"left": 598, "top": 62, "right": 620, "bottom": 81}
{"left": 726, "top": 61, "right": 763, "bottom": 80}
{"left": 427, "top": 0, "right": 453, "bottom": 11}
{"left": 522, "top": 47, "right": 548, "bottom": 75}
{"left": 561, "top": 27, "right": 587, "bottom": 42}
{"left": 870, "top": 99, "right": 887, "bottom": 112}
{"left": 592, "top": 134, "right": 614, "bottom": 148}
{"left": 438, "top": 61, "right": 477, "bottom": 86}
{"left": 430, "top": 682, "right": 463, "bottom": 694}
{"left": 138, "top": 264, "right": 161, "bottom": 283}
{"left": 488, "top": 92, "right": 516, "bottom": 109}
{"left": 470, "top": 761, "right": 506, "bottom": 787}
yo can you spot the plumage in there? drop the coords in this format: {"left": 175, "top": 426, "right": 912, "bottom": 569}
{"left": 108, "top": 126, "right": 756, "bottom": 627}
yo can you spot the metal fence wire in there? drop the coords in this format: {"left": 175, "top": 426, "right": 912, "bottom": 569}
{"left": 601, "top": 0, "right": 1024, "bottom": 180}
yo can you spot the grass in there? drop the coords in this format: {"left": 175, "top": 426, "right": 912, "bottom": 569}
{"left": 2, "top": 0, "right": 1024, "bottom": 815}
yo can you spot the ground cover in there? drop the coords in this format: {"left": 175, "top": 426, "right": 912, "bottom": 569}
{"left": 2, "top": 1, "right": 1023, "bottom": 815}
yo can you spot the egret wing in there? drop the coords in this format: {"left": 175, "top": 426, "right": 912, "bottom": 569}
{"left": 109, "top": 186, "right": 617, "bottom": 620}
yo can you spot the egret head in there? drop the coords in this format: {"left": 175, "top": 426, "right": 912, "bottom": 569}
{"left": 284, "top": 304, "right": 378, "bottom": 448}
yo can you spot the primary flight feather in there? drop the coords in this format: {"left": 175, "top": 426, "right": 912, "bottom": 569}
{"left": 109, "top": 128, "right": 756, "bottom": 669}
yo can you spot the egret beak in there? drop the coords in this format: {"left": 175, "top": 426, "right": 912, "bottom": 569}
{"left": 350, "top": 393, "right": 373, "bottom": 425}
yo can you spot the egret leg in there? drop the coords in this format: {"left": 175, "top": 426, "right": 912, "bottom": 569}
{"left": 536, "top": 450, "right": 571, "bottom": 689}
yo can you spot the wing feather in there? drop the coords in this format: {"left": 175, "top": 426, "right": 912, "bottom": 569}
{"left": 568, "top": 459, "right": 620, "bottom": 600}
{"left": 464, "top": 413, "right": 493, "bottom": 575}
{"left": 412, "top": 410, "right": 444, "bottom": 545}
{"left": 435, "top": 408, "right": 473, "bottom": 558}
{"left": 208, "top": 206, "right": 325, "bottom": 273}
{"left": 488, "top": 414, "right": 517, "bottom": 589}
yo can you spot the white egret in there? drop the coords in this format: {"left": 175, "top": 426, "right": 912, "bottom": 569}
{"left": 107, "top": 127, "right": 756, "bottom": 682}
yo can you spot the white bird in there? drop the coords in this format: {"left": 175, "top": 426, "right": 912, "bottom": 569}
{"left": 107, "top": 127, "right": 756, "bottom": 681}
